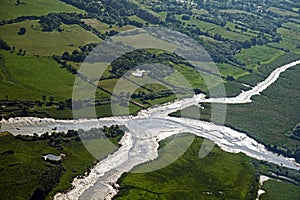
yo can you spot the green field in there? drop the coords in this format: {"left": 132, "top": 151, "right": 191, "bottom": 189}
{"left": 0, "top": 128, "right": 126, "bottom": 199}
{"left": 115, "top": 136, "right": 257, "bottom": 200}
{"left": 237, "top": 52, "right": 300, "bottom": 88}
{"left": 225, "top": 21, "right": 259, "bottom": 37}
{"left": 269, "top": 38, "right": 300, "bottom": 55}
{"left": 192, "top": 8, "right": 209, "bottom": 15}
{"left": 175, "top": 14, "right": 219, "bottom": 31}
{"left": 209, "top": 27, "right": 251, "bottom": 42}
{"left": 282, "top": 22, "right": 300, "bottom": 31}
{"left": 278, "top": 28, "right": 300, "bottom": 42}
{"left": 98, "top": 78, "right": 148, "bottom": 95}
{"left": 0, "top": 50, "right": 75, "bottom": 101}
{"left": 129, "top": 15, "right": 147, "bottom": 24}
{"left": 274, "top": 28, "right": 300, "bottom": 54}
{"left": 82, "top": 18, "right": 135, "bottom": 34}
{"left": 164, "top": 63, "right": 210, "bottom": 92}
{"left": 175, "top": 14, "right": 254, "bottom": 41}
{"left": 0, "top": 132, "right": 97, "bottom": 200}
{"left": 292, "top": 7, "right": 299, "bottom": 12}
{"left": 98, "top": 77, "right": 180, "bottom": 109}
{"left": 220, "top": 9, "right": 255, "bottom": 15}
{"left": 0, "top": 20, "right": 101, "bottom": 56}
{"left": 267, "top": 7, "right": 299, "bottom": 17}
{"left": 199, "top": 35, "right": 218, "bottom": 42}
{"left": 236, "top": 45, "right": 285, "bottom": 69}
{"left": 0, "top": 49, "right": 119, "bottom": 119}
{"left": 157, "top": 11, "right": 167, "bottom": 21}
{"left": 261, "top": 179, "right": 300, "bottom": 200}
{"left": 0, "top": 0, "right": 85, "bottom": 21}
{"left": 226, "top": 64, "right": 300, "bottom": 148}
{"left": 217, "top": 63, "right": 250, "bottom": 79}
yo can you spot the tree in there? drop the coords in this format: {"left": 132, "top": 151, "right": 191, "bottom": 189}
{"left": 295, "top": 150, "right": 300, "bottom": 163}
{"left": 17, "top": 27, "right": 26, "bottom": 35}
{"left": 58, "top": 102, "right": 65, "bottom": 110}
{"left": 17, "top": 48, "right": 23, "bottom": 55}
{"left": 241, "top": 40, "right": 251, "bottom": 48}
{"left": 62, "top": 51, "right": 70, "bottom": 60}
{"left": 137, "top": 8, "right": 161, "bottom": 24}
{"left": 21, "top": 107, "right": 29, "bottom": 116}
{"left": 226, "top": 75, "right": 235, "bottom": 81}
{"left": 0, "top": 38, "right": 11, "bottom": 50}
{"left": 30, "top": 186, "right": 46, "bottom": 200}
{"left": 182, "top": 15, "right": 191, "bottom": 20}
{"left": 250, "top": 37, "right": 257, "bottom": 46}
{"left": 49, "top": 96, "right": 54, "bottom": 102}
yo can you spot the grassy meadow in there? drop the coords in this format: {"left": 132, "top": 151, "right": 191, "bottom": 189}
{"left": 128, "top": 15, "right": 147, "bottom": 24}
{"left": 0, "top": 50, "right": 75, "bottom": 101}
{"left": 0, "top": 20, "right": 101, "bottom": 56}
{"left": 0, "top": 0, "right": 85, "bottom": 21}
{"left": 274, "top": 27, "right": 300, "bottom": 54}
{"left": 82, "top": 18, "right": 135, "bottom": 34}
{"left": 115, "top": 136, "right": 257, "bottom": 200}
{"left": 235, "top": 45, "right": 285, "bottom": 69}
{"left": 209, "top": 27, "right": 251, "bottom": 42}
{"left": 267, "top": 7, "right": 299, "bottom": 17}
{"left": 217, "top": 63, "right": 250, "bottom": 79}
{"left": 164, "top": 63, "right": 208, "bottom": 91}
{"left": 0, "top": 129, "right": 126, "bottom": 199}
{"left": 261, "top": 179, "right": 300, "bottom": 200}
{"left": 175, "top": 14, "right": 256, "bottom": 42}
{"left": 175, "top": 15, "right": 219, "bottom": 31}
{"left": 0, "top": 132, "right": 97, "bottom": 200}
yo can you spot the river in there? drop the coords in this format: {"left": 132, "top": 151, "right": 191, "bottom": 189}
{"left": 1, "top": 60, "right": 300, "bottom": 200}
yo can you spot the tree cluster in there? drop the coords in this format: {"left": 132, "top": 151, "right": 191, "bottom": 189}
{"left": 77, "top": 125, "right": 126, "bottom": 140}
{"left": 137, "top": 8, "right": 162, "bottom": 24}
{"left": 30, "top": 165, "right": 64, "bottom": 200}
{"left": 132, "top": 90, "right": 173, "bottom": 102}
{"left": 0, "top": 38, "right": 11, "bottom": 50}
{"left": 17, "top": 27, "right": 26, "bottom": 35}
{"left": 109, "top": 49, "right": 185, "bottom": 78}
{"left": 39, "top": 13, "right": 81, "bottom": 32}
{"left": 60, "top": 0, "right": 138, "bottom": 25}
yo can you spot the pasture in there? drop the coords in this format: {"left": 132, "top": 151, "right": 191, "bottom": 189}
{"left": 217, "top": 63, "right": 250, "bottom": 79}
{"left": 82, "top": 18, "right": 135, "bottom": 34}
{"left": 261, "top": 179, "right": 300, "bottom": 200}
{"left": 0, "top": 0, "right": 85, "bottom": 21}
{"left": 0, "top": 50, "right": 75, "bottom": 101}
{"left": 267, "top": 7, "right": 299, "bottom": 17}
{"left": 0, "top": 20, "right": 101, "bottom": 56}
{"left": 209, "top": 27, "right": 251, "bottom": 41}
{"left": 175, "top": 14, "right": 219, "bottom": 31}
{"left": 129, "top": 15, "right": 147, "bottom": 24}
{"left": 235, "top": 45, "right": 285, "bottom": 69}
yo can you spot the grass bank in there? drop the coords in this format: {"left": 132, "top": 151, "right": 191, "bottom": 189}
{"left": 115, "top": 136, "right": 257, "bottom": 200}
